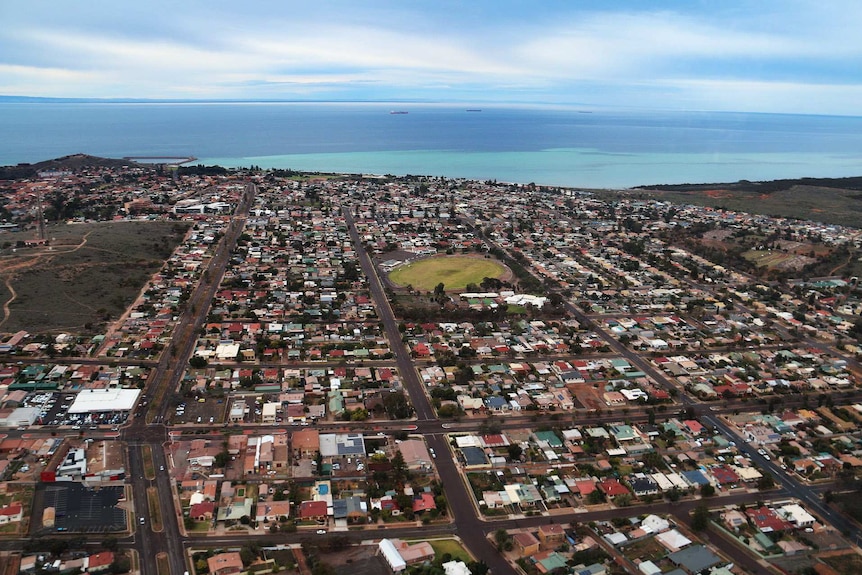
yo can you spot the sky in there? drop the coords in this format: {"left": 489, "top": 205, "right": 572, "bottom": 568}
{"left": 2, "top": 1, "right": 862, "bottom": 115}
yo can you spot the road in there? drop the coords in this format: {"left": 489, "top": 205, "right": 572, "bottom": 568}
{"left": 8, "top": 187, "right": 862, "bottom": 575}
{"left": 344, "top": 208, "right": 516, "bottom": 573}
{"left": 124, "top": 182, "right": 255, "bottom": 574}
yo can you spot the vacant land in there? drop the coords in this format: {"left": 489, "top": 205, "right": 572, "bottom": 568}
{"left": 743, "top": 249, "right": 817, "bottom": 271}
{"left": 0, "top": 220, "right": 188, "bottom": 334}
{"left": 821, "top": 552, "right": 862, "bottom": 575}
{"left": 389, "top": 256, "right": 506, "bottom": 292}
{"left": 630, "top": 181, "right": 862, "bottom": 228}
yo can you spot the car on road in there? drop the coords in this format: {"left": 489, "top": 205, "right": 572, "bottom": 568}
{"left": 139, "top": 517, "right": 145, "bottom": 525}
{"left": 316, "top": 529, "right": 327, "bottom": 535}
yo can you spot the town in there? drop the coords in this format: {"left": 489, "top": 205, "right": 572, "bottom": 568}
{"left": 2, "top": 157, "right": 862, "bottom": 575}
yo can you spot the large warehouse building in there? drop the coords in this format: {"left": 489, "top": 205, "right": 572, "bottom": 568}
{"left": 67, "top": 388, "right": 141, "bottom": 414}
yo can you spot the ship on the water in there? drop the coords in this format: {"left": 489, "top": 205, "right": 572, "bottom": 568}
{"left": 466, "top": 109, "right": 482, "bottom": 112}
{"left": 389, "top": 110, "right": 408, "bottom": 114}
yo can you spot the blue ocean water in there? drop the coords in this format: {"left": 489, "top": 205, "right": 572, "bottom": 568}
{"left": 2, "top": 102, "right": 862, "bottom": 188}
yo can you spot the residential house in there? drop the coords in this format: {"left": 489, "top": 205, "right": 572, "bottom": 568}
{"left": 208, "top": 552, "right": 244, "bottom": 575}
{"left": 513, "top": 531, "right": 540, "bottom": 556}
{"left": 538, "top": 524, "right": 565, "bottom": 549}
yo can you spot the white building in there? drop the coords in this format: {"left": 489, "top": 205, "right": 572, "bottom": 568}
{"left": 443, "top": 561, "right": 472, "bottom": 575}
{"left": 779, "top": 503, "right": 816, "bottom": 528}
{"left": 67, "top": 388, "right": 140, "bottom": 414}
{"left": 378, "top": 539, "right": 407, "bottom": 573}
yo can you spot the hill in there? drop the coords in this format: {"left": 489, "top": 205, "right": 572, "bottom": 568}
{"left": 0, "top": 154, "right": 141, "bottom": 180}
{"left": 633, "top": 176, "right": 862, "bottom": 228}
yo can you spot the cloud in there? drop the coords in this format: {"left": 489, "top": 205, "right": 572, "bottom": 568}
{"left": 1, "top": 1, "right": 862, "bottom": 114}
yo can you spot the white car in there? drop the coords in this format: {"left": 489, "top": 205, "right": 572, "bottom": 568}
{"left": 316, "top": 529, "right": 327, "bottom": 535}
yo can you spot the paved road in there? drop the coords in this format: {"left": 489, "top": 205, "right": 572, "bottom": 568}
{"left": 702, "top": 412, "right": 862, "bottom": 545}
{"left": 8, "top": 188, "right": 862, "bottom": 575}
{"left": 344, "top": 208, "right": 517, "bottom": 574}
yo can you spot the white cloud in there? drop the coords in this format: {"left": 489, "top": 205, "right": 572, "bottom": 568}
{"left": 3, "top": 2, "right": 862, "bottom": 113}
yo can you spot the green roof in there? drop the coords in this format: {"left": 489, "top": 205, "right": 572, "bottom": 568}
{"left": 537, "top": 552, "right": 567, "bottom": 572}
{"left": 534, "top": 430, "right": 563, "bottom": 447}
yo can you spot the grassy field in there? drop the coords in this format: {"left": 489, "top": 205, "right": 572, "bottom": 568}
{"left": 0, "top": 220, "right": 189, "bottom": 335}
{"left": 427, "top": 539, "right": 472, "bottom": 563}
{"left": 389, "top": 256, "right": 506, "bottom": 292}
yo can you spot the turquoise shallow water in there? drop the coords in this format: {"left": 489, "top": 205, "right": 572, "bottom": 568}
{"left": 198, "top": 148, "right": 862, "bottom": 189}
{"left": 3, "top": 102, "right": 862, "bottom": 188}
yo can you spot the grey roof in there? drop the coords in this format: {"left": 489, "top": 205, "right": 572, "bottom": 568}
{"left": 462, "top": 446, "right": 489, "bottom": 466}
{"left": 332, "top": 499, "right": 347, "bottom": 519}
{"left": 668, "top": 544, "right": 721, "bottom": 573}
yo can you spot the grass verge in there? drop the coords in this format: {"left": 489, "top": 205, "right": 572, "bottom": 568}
{"left": 142, "top": 445, "right": 155, "bottom": 480}
{"left": 147, "top": 486, "right": 163, "bottom": 532}
{"left": 156, "top": 553, "right": 170, "bottom": 575}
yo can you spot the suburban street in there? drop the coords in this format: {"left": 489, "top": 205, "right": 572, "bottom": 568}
{"left": 4, "top": 180, "right": 861, "bottom": 575}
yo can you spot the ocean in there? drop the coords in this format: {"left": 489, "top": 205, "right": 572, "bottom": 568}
{"left": 2, "top": 102, "right": 862, "bottom": 188}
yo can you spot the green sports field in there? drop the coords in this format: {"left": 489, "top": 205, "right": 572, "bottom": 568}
{"left": 388, "top": 256, "right": 506, "bottom": 292}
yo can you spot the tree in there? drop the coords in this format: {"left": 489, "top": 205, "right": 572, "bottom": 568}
{"left": 109, "top": 555, "right": 132, "bottom": 575}
{"left": 391, "top": 451, "right": 409, "bottom": 485}
{"left": 700, "top": 483, "right": 716, "bottom": 497}
{"left": 586, "top": 490, "right": 605, "bottom": 505}
{"left": 189, "top": 356, "right": 208, "bottom": 368}
{"left": 757, "top": 473, "right": 775, "bottom": 491}
{"left": 101, "top": 536, "right": 119, "bottom": 551}
{"left": 507, "top": 444, "right": 523, "bottom": 461}
{"left": 383, "top": 390, "right": 413, "bottom": 419}
{"left": 494, "top": 528, "right": 510, "bottom": 550}
{"left": 691, "top": 504, "right": 710, "bottom": 531}
{"left": 239, "top": 546, "right": 256, "bottom": 566}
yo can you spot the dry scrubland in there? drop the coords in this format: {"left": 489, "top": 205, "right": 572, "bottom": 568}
{"left": 0, "top": 220, "right": 189, "bottom": 333}
{"left": 388, "top": 255, "right": 506, "bottom": 292}
{"left": 632, "top": 183, "right": 862, "bottom": 228}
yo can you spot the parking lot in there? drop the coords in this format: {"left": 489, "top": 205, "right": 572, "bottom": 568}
{"left": 35, "top": 483, "right": 127, "bottom": 533}
{"left": 22, "top": 391, "right": 129, "bottom": 429}
{"left": 171, "top": 395, "right": 224, "bottom": 425}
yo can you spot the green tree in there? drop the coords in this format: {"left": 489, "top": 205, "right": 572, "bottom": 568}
{"left": 383, "top": 390, "right": 413, "bottom": 419}
{"left": 586, "top": 490, "right": 605, "bottom": 505}
{"left": 691, "top": 504, "right": 710, "bottom": 531}
{"left": 757, "top": 473, "right": 776, "bottom": 491}
{"left": 507, "top": 444, "right": 523, "bottom": 461}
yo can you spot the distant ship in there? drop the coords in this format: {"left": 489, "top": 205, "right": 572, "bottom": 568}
{"left": 466, "top": 109, "right": 482, "bottom": 112}
{"left": 389, "top": 110, "right": 408, "bottom": 114}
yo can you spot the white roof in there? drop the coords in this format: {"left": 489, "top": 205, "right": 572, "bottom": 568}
{"left": 215, "top": 343, "right": 240, "bottom": 359}
{"left": 68, "top": 388, "right": 140, "bottom": 413}
{"left": 378, "top": 539, "right": 406, "bottom": 571}
{"left": 443, "top": 561, "right": 472, "bottom": 575}
{"left": 642, "top": 514, "right": 670, "bottom": 533}
{"left": 455, "top": 435, "right": 482, "bottom": 448}
{"left": 655, "top": 528, "right": 691, "bottom": 550}
{"left": 604, "top": 532, "right": 627, "bottom": 545}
